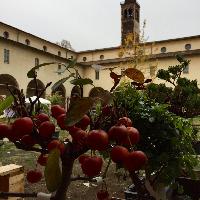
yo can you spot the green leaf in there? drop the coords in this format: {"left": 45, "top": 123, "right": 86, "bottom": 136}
{"left": 66, "top": 59, "right": 77, "bottom": 69}
{"left": 27, "top": 62, "right": 56, "bottom": 78}
{"left": 44, "top": 149, "right": 62, "bottom": 192}
{"left": 0, "top": 96, "right": 14, "bottom": 115}
{"left": 70, "top": 78, "right": 93, "bottom": 86}
{"left": 51, "top": 74, "right": 75, "bottom": 92}
{"left": 65, "top": 97, "right": 94, "bottom": 126}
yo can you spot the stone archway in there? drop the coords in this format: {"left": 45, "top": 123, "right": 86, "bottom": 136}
{"left": 0, "top": 74, "right": 19, "bottom": 96}
{"left": 26, "top": 79, "right": 46, "bottom": 98}
{"left": 51, "top": 84, "right": 66, "bottom": 106}
{"left": 71, "top": 86, "right": 82, "bottom": 98}
{"left": 89, "top": 87, "right": 105, "bottom": 98}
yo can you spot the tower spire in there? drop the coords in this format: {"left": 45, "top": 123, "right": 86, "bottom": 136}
{"left": 121, "top": 0, "right": 140, "bottom": 45}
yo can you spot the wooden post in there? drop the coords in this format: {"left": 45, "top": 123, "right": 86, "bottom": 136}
{"left": 0, "top": 164, "right": 24, "bottom": 200}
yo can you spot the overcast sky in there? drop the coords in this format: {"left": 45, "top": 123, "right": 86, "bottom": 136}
{"left": 0, "top": 0, "right": 200, "bottom": 51}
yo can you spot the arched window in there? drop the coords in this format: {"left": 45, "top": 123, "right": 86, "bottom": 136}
{"left": 161, "top": 47, "right": 167, "bottom": 53}
{"left": 58, "top": 51, "right": 61, "bottom": 56}
{"left": 26, "top": 79, "right": 46, "bottom": 98}
{"left": 3, "top": 31, "right": 9, "bottom": 39}
{"left": 35, "top": 58, "right": 39, "bottom": 66}
{"left": 83, "top": 57, "right": 87, "bottom": 62}
{"left": 185, "top": 44, "right": 191, "bottom": 50}
{"left": 0, "top": 74, "right": 19, "bottom": 96}
{"left": 25, "top": 39, "right": 30, "bottom": 46}
{"left": 128, "top": 9, "right": 133, "bottom": 17}
{"left": 100, "top": 55, "right": 104, "bottom": 60}
{"left": 43, "top": 46, "right": 47, "bottom": 52}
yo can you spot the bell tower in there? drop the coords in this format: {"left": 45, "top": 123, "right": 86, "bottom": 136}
{"left": 121, "top": 0, "right": 140, "bottom": 45}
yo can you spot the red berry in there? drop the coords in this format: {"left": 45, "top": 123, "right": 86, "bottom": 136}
{"left": 39, "top": 121, "right": 55, "bottom": 139}
{"left": 81, "top": 156, "right": 103, "bottom": 177}
{"left": 87, "top": 130, "right": 109, "bottom": 151}
{"left": 110, "top": 146, "right": 129, "bottom": 164}
{"left": 51, "top": 105, "right": 65, "bottom": 119}
{"left": 35, "top": 113, "right": 49, "bottom": 127}
{"left": 124, "top": 151, "right": 148, "bottom": 172}
{"left": 37, "top": 154, "right": 48, "bottom": 166}
{"left": 27, "top": 170, "right": 42, "bottom": 183}
{"left": 12, "top": 117, "right": 33, "bottom": 136}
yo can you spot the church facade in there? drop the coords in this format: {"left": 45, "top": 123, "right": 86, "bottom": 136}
{"left": 1, "top": 0, "right": 200, "bottom": 99}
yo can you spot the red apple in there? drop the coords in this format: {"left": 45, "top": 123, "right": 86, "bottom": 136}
{"left": 27, "top": 170, "right": 42, "bottom": 183}
{"left": 51, "top": 105, "right": 65, "bottom": 119}
{"left": 81, "top": 156, "right": 103, "bottom": 177}
{"left": 87, "top": 130, "right": 109, "bottom": 151}
{"left": 20, "top": 135, "right": 36, "bottom": 147}
{"left": 57, "top": 114, "right": 68, "bottom": 130}
{"left": 39, "top": 121, "right": 55, "bottom": 139}
{"left": 108, "top": 125, "right": 128, "bottom": 142}
{"left": 12, "top": 117, "right": 33, "bottom": 136}
{"left": 76, "top": 114, "right": 90, "bottom": 130}
{"left": 0, "top": 123, "right": 10, "bottom": 139}
{"left": 78, "top": 154, "right": 90, "bottom": 164}
{"left": 35, "top": 113, "right": 49, "bottom": 127}
{"left": 47, "top": 140, "right": 65, "bottom": 154}
{"left": 122, "top": 127, "right": 140, "bottom": 147}
{"left": 117, "top": 117, "right": 132, "bottom": 127}
{"left": 110, "top": 146, "right": 129, "bottom": 164}
{"left": 37, "top": 154, "right": 48, "bottom": 166}
{"left": 124, "top": 151, "right": 148, "bottom": 171}
{"left": 72, "top": 129, "right": 87, "bottom": 146}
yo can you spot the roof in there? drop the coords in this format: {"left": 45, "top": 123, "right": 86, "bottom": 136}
{"left": 0, "top": 21, "right": 76, "bottom": 54}
{"left": 78, "top": 34, "right": 200, "bottom": 54}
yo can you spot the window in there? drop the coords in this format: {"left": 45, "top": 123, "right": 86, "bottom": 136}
{"left": 128, "top": 9, "right": 133, "bottom": 17}
{"left": 35, "top": 58, "right": 39, "bottom": 66}
{"left": 100, "top": 55, "right": 104, "bottom": 60}
{"left": 135, "top": 10, "right": 140, "bottom": 22}
{"left": 83, "top": 57, "right": 87, "bottom": 62}
{"left": 4, "top": 49, "right": 10, "bottom": 64}
{"left": 43, "top": 46, "right": 47, "bottom": 52}
{"left": 185, "top": 44, "right": 191, "bottom": 50}
{"left": 121, "top": 68, "right": 125, "bottom": 76}
{"left": 58, "top": 51, "right": 61, "bottom": 56}
{"left": 95, "top": 70, "right": 99, "bottom": 80}
{"left": 161, "top": 47, "right": 167, "bottom": 53}
{"left": 57, "top": 64, "right": 62, "bottom": 75}
{"left": 183, "top": 65, "right": 189, "bottom": 74}
{"left": 25, "top": 39, "right": 30, "bottom": 46}
{"left": 70, "top": 56, "right": 74, "bottom": 59}
{"left": 124, "top": 9, "right": 128, "bottom": 19}
{"left": 3, "top": 31, "right": 9, "bottom": 39}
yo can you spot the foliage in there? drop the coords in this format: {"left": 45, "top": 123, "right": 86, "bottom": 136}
{"left": 146, "top": 55, "right": 200, "bottom": 117}
{"left": 47, "top": 92, "right": 65, "bottom": 106}
{"left": 113, "top": 83, "right": 198, "bottom": 185}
